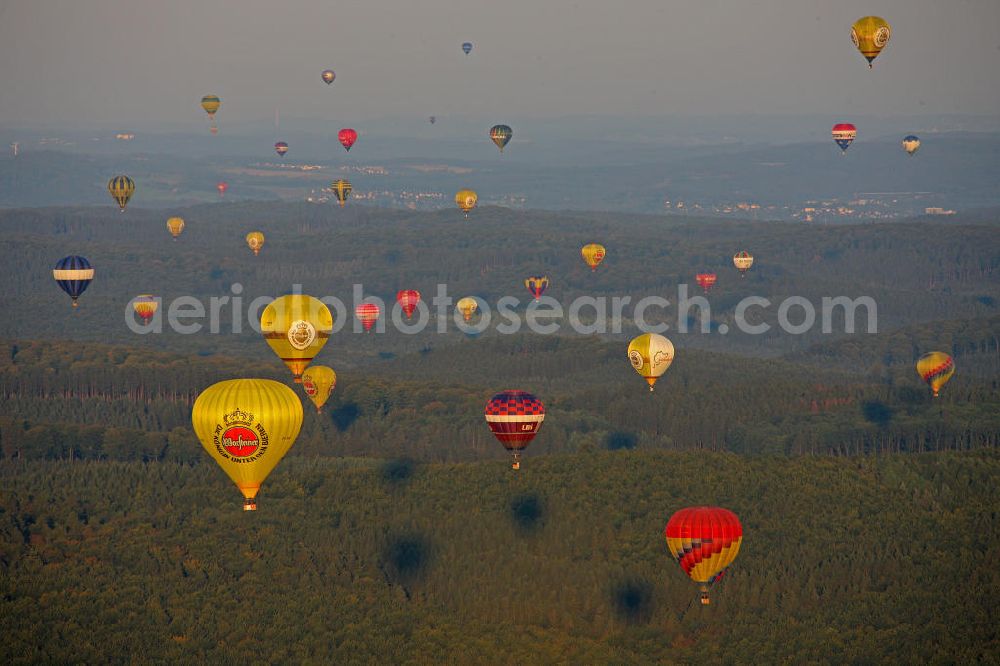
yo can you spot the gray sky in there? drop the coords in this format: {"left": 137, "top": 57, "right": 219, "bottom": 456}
{"left": 1, "top": 0, "right": 998, "bottom": 128}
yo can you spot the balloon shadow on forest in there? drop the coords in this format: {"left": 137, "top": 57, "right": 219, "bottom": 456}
{"left": 509, "top": 492, "right": 545, "bottom": 532}
{"left": 380, "top": 458, "right": 416, "bottom": 489}
{"left": 611, "top": 576, "right": 654, "bottom": 624}
{"left": 605, "top": 431, "right": 638, "bottom": 451}
{"left": 382, "top": 532, "right": 431, "bottom": 588}
{"left": 329, "top": 402, "right": 360, "bottom": 432}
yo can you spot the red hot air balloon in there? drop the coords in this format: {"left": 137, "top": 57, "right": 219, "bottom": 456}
{"left": 338, "top": 128, "right": 358, "bottom": 152}
{"left": 396, "top": 290, "right": 421, "bottom": 319}
{"left": 665, "top": 506, "right": 743, "bottom": 606}
{"left": 355, "top": 302, "right": 380, "bottom": 332}
{"left": 217, "top": 181, "right": 228, "bottom": 197}
{"left": 484, "top": 390, "right": 545, "bottom": 470}
{"left": 832, "top": 123, "right": 857, "bottom": 153}
{"left": 695, "top": 273, "right": 717, "bottom": 293}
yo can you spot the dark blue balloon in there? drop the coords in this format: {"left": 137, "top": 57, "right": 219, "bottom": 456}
{"left": 462, "top": 42, "right": 472, "bottom": 55}
{"left": 53, "top": 255, "right": 94, "bottom": 306}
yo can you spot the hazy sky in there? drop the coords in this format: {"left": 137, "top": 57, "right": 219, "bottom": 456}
{"left": 1, "top": 0, "right": 998, "bottom": 128}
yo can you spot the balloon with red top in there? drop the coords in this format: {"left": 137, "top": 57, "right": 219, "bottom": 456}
{"left": 665, "top": 506, "right": 743, "bottom": 606}
{"left": 355, "top": 302, "right": 380, "bottom": 332}
{"left": 484, "top": 390, "right": 545, "bottom": 470}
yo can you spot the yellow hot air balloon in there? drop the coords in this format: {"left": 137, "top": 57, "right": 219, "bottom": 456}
{"left": 246, "top": 231, "right": 265, "bottom": 256}
{"left": 851, "top": 16, "right": 891, "bottom": 68}
{"left": 457, "top": 297, "right": 479, "bottom": 322}
{"left": 455, "top": 189, "right": 478, "bottom": 218}
{"left": 581, "top": 243, "right": 606, "bottom": 272}
{"left": 331, "top": 179, "right": 352, "bottom": 207}
{"left": 733, "top": 250, "right": 754, "bottom": 276}
{"left": 201, "top": 95, "right": 221, "bottom": 118}
{"left": 108, "top": 175, "right": 135, "bottom": 212}
{"left": 916, "top": 352, "right": 955, "bottom": 397}
{"left": 627, "top": 333, "right": 675, "bottom": 391}
{"left": 192, "top": 378, "right": 303, "bottom": 511}
{"left": 166, "top": 216, "right": 185, "bottom": 240}
{"left": 260, "top": 295, "right": 333, "bottom": 383}
{"left": 301, "top": 365, "right": 337, "bottom": 413}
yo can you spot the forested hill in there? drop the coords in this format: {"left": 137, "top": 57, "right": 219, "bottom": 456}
{"left": 1, "top": 450, "right": 997, "bottom": 663}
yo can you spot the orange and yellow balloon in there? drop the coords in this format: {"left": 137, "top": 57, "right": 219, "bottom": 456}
{"left": 457, "top": 297, "right": 479, "bottom": 322}
{"left": 167, "top": 216, "right": 185, "bottom": 240}
{"left": 331, "top": 179, "right": 352, "bottom": 207}
{"left": 192, "top": 378, "right": 303, "bottom": 511}
{"left": 260, "top": 295, "right": 333, "bottom": 383}
{"left": 246, "top": 231, "right": 265, "bottom": 256}
{"left": 108, "top": 175, "right": 135, "bottom": 212}
{"left": 455, "top": 189, "right": 478, "bottom": 217}
{"left": 132, "top": 295, "right": 158, "bottom": 322}
{"left": 301, "top": 366, "right": 337, "bottom": 413}
{"left": 581, "top": 243, "right": 606, "bottom": 272}
{"left": 916, "top": 352, "right": 955, "bottom": 397}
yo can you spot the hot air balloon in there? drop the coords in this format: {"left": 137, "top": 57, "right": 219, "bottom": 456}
{"left": 192, "top": 378, "right": 303, "bottom": 511}
{"left": 132, "top": 295, "right": 158, "bottom": 322}
{"left": 331, "top": 179, "right": 352, "bottom": 207}
{"left": 582, "top": 243, "right": 606, "bottom": 272}
{"left": 429, "top": 116, "right": 436, "bottom": 125}
{"left": 462, "top": 42, "right": 473, "bottom": 55}
{"left": 275, "top": 141, "right": 289, "bottom": 157}
{"left": 302, "top": 365, "right": 337, "bottom": 414}
{"left": 321, "top": 69, "right": 336, "bottom": 85}
{"left": 260, "top": 295, "right": 333, "bottom": 383}
{"left": 201, "top": 95, "right": 221, "bottom": 119}
{"left": 733, "top": 251, "right": 753, "bottom": 277}
{"left": 524, "top": 276, "right": 549, "bottom": 301}
{"left": 108, "top": 175, "right": 135, "bottom": 212}
{"left": 456, "top": 189, "right": 478, "bottom": 218}
{"left": 396, "top": 290, "right": 421, "bottom": 319}
{"left": 665, "top": 506, "right": 743, "bottom": 605}
{"left": 355, "top": 302, "right": 380, "bottom": 332}
{"left": 166, "top": 216, "right": 185, "bottom": 240}
{"left": 916, "top": 352, "right": 955, "bottom": 397}
{"left": 628, "top": 333, "right": 675, "bottom": 391}
{"left": 696, "top": 273, "right": 717, "bottom": 294}
{"left": 902, "top": 135, "right": 920, "bottom": 156}
{"left": 832, "top": 123, "right": 857, "bottom": 153}
{"left": 489, "top": 125, "right": 512, "bottom": 153}
{"left": 338, "top": 128, "right": 357, "bottom": 152}
{"left": 484, "top": 390, "right": 544, "bottom": 470}
{"left": 53, "top": 256, "right": 94, "bottom": 308}
{"left": 851, "top": 16, "right": 891, "bottom": 68}
{"left": 456, "top": 297, "right": 478, "bottom": 322}
{"left": 201, "top": 95, "right": 221, "bottom": 133}
{"left": 217, "top": 181, "right": 228, "bottom": 197}
{"left": 246, "top": 231, "right": 265, "bottom": 256}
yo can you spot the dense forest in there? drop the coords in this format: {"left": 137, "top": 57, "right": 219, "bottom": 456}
{"left": 1, "top": 203, "right": 997, "bottom": 662}
{"left": 2, "top": 450, "right": 998, "bottom": 663}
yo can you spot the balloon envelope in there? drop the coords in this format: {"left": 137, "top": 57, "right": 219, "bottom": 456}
{"left": 275, "top": 141, "right": 289, "bottom": 157}
{"left": 916, "top": 352, "right": 955, "bottom": 397}
{"left": 462, "top": 42, "right": 473, "bottom": 55}
{"left": 133, "top": 295, "right": 158, "bottom": 321}
{"left": 832, "top": 123, "right": 857, "bottom": 152}
{"left": 524, "top": 276, "right": 549, "bottom": 300}
{"left": 484, "top": 390, "right": 544, "bottom": 469}
{"left": 902, "top": 135, "right": 920, "bottom": 156}
{"left": 192, "top": 378, "right": 304, "bottom": 510}
{"left": 260, "top": 295, "right": 334, "bottom": 382}
{"left": 302, "top": 366, "right": 337, "bottom": 413}
{"left": 338, "top": 128, "right": 357, "bottom": 152}
{"left": 581, "top": 243, "right": 606, "bottom": 271}
{"left": 53, "top": 256, "right": 94, "bottom": 307}
{"left": 489, "top": 125, "right": 512, "bottom": 152}
{"left": 851, "top": 16, "right": 891, "bottom": 67}
{"left": 455, "top": 189, "right": 478, "bottom": 217}
{"left": 665, "top": 506, "right": 743, "bottom": 605}
{"left": 331, "top": 179, "right": 352, "bottom": 207}
{"left": 246, "top": 231, "right": 265, "bottom": 256}
{"left": 321, "top": 69, "right": 336, "bottom": 85}
{"left": 396, "top": 290, "right": 421, "bottom": 319}
{"left": 108, "top": 175, "right": 135, "bottom": 212}
{"left": 355, "top": 302, "right": 380, "bottom": 332}
{"left": 166, "top": 216, "right": 185, "bottom": 239}
{"left": 628, "top": 333, "right": 675, "bottom": 391}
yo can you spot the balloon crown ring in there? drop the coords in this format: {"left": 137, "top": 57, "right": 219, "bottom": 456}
{"left": 224, "top": 408, "right": 254, "bottom": 426}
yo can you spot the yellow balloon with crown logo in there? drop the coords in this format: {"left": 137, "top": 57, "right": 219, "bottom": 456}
{"left": 627, "top": 333, "right": 675, "bottom": 391}
{"left": 301, "top": 365, "right": 337, "bottom": 413}
{"left": 260, "top": 295, "right": 333, "bottom": 383}
{"left": 192, "top": 378, "right": 304, "bottom": 511}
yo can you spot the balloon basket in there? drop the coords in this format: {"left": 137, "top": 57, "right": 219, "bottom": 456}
{"left": 243, "top": 498, "right": 258, "bottom": 512}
